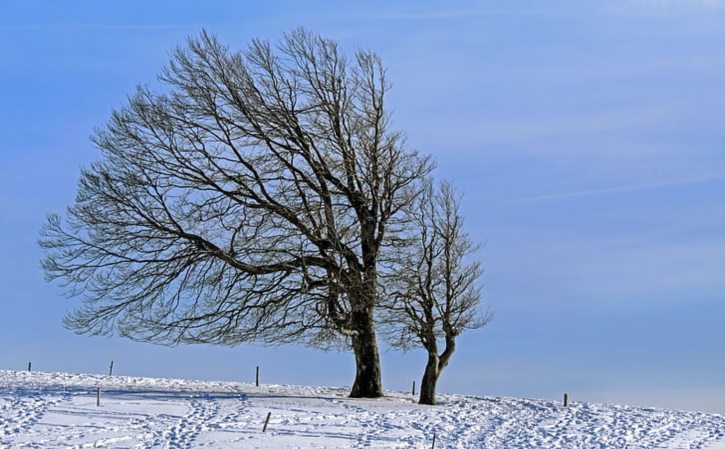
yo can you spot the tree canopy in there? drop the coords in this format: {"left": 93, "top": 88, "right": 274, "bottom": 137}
{"left": 40, "top": 29, "right": 489, "bottom": 399}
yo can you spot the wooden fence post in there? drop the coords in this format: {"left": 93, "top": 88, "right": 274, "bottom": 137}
{"left": 431, "top": 432, "right": 436, "bottom": 449}
{"left": 96, "top": 388, "right": 100, "bottom": 406}
{"left": 27, "top": 362, "right": 31, "bottom": 372}
{"left": 262, "top": 411, "right": 272, "bottom": 432}
{"left": 256, "top": 366, "right": 260, "bottom": 387}
{"left": 109, "top": 360, "right": 114, "bottom": 376}
{"left": 564, "top": 393, "right": 568, "bottom": 407}
{"left": 412, "top": 381, "right": 416, "bottom": 396}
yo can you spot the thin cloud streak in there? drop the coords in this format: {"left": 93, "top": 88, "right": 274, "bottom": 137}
{"left": 376, "top": 8, "right": 567, "bottom": 20}
{"left": 601, "top": 0, "right": 725, "bottom": 18}
{"left": 505, "top": 175, "right": 725, "bottom": 204}
{"left": 374, "top": 1, "right": 725, "bottom": 22}
{"left": 0, "top": 23, "right": 207, "bottom": 32}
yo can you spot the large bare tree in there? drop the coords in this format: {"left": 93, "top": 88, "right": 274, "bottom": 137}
{"left": 382, "top": 181, "right": 491, "bottom": 405}
{"left": 40, "top": 29, "right": 431, "bottom": 398}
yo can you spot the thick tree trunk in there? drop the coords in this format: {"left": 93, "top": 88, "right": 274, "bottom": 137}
{"left": 349, "top": 309, "right": 383, "bottom": 398}
{"left": 419, "top": 353, "right": 440, "bottom": 405}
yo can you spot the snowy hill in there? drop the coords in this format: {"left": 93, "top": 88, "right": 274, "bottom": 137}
{"left": 0, "top": 370, "right": 723, "bottom": 448}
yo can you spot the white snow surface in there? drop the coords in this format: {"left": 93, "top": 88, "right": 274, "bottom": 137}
{"left": 0, "top": 370, "right": 723, "bottom": 448}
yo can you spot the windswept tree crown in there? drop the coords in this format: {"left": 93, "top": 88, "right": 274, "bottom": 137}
{"left": 41, "top": 29, "right": 432, "bottom": 349}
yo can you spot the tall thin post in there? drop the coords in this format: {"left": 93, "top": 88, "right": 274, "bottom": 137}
{"left": 256, "top": 366, "right": 260, "bottom": 387}
{"left": 431, "top": 432, "right": 436, "bottom": 449}
{"left": 412, "top": 380, "right": 416, "bottom": 396}
{"left": 262, "top": 411, "right": 271, "bottom": 432}
{"left": 27, "top": 362, "right": 31, "bottom": 372}
{"left": 96, "top": 388, "right": 100, "bottom": 406}
{"left": 564, "top": 393, "right": 569, "bottom": 407}
{"left": 109, "top": 360, "right": 114, "bottom": 376}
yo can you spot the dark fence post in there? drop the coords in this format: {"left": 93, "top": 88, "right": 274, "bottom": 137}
{"left": 27, "top": 362, "right": 31, "bottom": 372}
{"left": 412, "top": 381, "right": 416, "bottom": 396}
{"left": 564, "top": 393, "right": 569, "bottom": 407}
{"left": 96, "top": 388, "right": 100, "bottom": 406}
{"left": 109, "top": 360, "right": 114, "bottom": 376}
{"left": 262, "top": 411, "right": 272, "bottom": 432}
{"left": 256, "top": 366, "right": 260, "bottom": 387}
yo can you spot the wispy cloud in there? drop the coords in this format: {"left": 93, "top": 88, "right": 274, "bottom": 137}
{"left": 507, "top": 175, "right": 725, "bottom": 204}
{"left": 411, "top": 107, "right": 679, "bottom": 153}
{"left": 626, "top": 0, "right": 725, "bottom": 8}
{"left": 0, "top": 23, "right": 206, "bottom": 32}
{"left": 376, "top": 8, "right": 566, "bottom": 20}
{"left": 476, "top": 108, "right": 674, "bottom": 146}
{"left": 374, "top": 1, "right": 725, "bottom": 22}
{"left": 601, "top": 0, "right": 725, "bottom": 17}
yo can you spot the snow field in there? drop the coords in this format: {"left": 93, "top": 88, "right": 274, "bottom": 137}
{"left": 0, "top": 370, "right": 723, "bottom": 448}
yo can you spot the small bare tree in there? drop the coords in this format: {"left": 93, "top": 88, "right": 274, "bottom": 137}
{"left": 39, "top": 29, "right": 431, "bottom": 398}
{"left": 382, "top": 181, "right": 491, "bottom": 405}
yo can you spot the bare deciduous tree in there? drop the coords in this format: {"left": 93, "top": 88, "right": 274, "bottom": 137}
{"left": 39, "top": 29, "right": 432, "bottom": 398}
{"left": 382, "top": 181, "right": 491, "bottom": 405}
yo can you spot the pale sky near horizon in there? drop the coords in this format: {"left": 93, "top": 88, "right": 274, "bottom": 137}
{"left": 1, "top": 0, "right": 724, "bottom": 414}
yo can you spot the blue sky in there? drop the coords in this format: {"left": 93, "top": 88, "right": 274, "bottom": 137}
{"left": 1, "top": 0, "right": 724, "bottom": 414}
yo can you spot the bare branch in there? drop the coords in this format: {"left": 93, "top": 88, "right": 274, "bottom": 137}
{"left": 40, "top": 28, "right": 433, "bottom": 398}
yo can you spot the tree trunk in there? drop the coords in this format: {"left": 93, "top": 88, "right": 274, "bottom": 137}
{"left": 419, "top": 338, "right": 455, "bottom": 405}
{"left": 419, "top": 353, "right": 440, "bottom": 405}
{"left": 349, "top": 308, "right": 383, "bottom": 398}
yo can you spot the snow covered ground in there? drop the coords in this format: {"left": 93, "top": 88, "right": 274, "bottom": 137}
{"left": 0, "top": 370, "right": 723, "bottom": 449}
